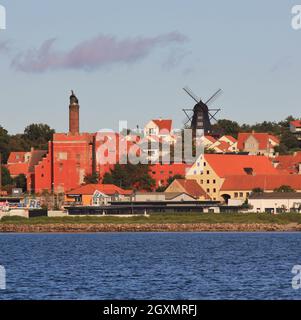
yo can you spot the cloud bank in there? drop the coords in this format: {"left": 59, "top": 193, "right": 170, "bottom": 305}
{"left": 11, "top": 32, "right": 188, "bottom": 73}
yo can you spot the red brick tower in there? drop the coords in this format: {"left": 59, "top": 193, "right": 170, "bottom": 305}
{"left": 69, "top": 90, "right": 80, "bottom": 135}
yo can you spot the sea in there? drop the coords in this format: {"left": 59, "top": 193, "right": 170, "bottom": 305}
{"left": 0, "top": 232, "right": 301, "bottom": 300}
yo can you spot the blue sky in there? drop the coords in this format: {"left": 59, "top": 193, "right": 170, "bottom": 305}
{"left": 0, "top": 0, "right": 301, "bottom": 134}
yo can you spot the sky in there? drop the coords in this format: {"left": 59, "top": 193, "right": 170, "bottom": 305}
{"left": 0, "top": 0, "right": 301, "bottom": 134}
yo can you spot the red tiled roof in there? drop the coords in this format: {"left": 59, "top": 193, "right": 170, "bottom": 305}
{"left": 175, "top": 179, "right": 210, "bottom": 199}
{"left": 152, "top": 119, "right": 172, "bottom": 132}
{"left": 204, "top": 135, "right": 216, "bottom": 143}
{"left": 274, "top": 152, "right": 301, "bottom": 174}
{"left": 67, "top": 184, "right": 133, "bottom": 196}
{"left": 205, "top": 154, "right": 279, "bottom": 177}
{"left": 7, "top": 152, "right": 27, "bottom": 164}
{"left": 221, "top": 174, "right": 301, "bottom": 191}
{"left": 6, "top": 163, "right": 29, "bottom": 176}
{"left": 214, "top": 141, "right": 231, "bottom": 152}
{"left": 291, "top": 120, "right": 301, "bottom": 128}
{"left": 223, "top": 135, "right": 237, "bottom": 143}
{"left": 237, "top": 133, "right": 279, "bottom": 150}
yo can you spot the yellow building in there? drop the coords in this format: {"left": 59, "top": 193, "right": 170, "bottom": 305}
{"left": 186, "top": 154, "right": 283, "bottom": 202}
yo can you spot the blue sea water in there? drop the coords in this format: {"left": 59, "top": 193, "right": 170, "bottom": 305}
{"left": 0, "top": 232, "right": 301, "bottom": 300}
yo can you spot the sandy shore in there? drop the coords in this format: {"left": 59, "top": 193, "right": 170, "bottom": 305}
{"left": 0, "top": 223, "right": 301, "bottom": 233}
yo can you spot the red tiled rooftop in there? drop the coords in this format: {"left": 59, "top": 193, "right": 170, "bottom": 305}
{"left": 237, "top": 133, "right": 279, "bottom": 150}
{"left": 221, "top": 174, "right": 301, "bottom": 191}
{"left": 291, "top": 120, "right": 301, "bottom": 128}
{"left": 6, "top": 163, "right": 29, "bottom": 176}
{"left": 152, "top": 119, "right": 172, "bottom": 132}
{"left": 175, "top": 179, "right": 210, "bottom": 199}
{"left": 205, "top": 154, "right": 279, "bottom": 177}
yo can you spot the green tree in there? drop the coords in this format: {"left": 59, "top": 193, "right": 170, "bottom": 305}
{"left": 84, "top": 172, "right": 99, "bottom": 184}
{"left": 212, "top": 119, "right": 240, "bottom": 138}
{"left": 280, "top": 131, "right": 300, "bottom": 150}
{"left": 23, "top": 123, "right": 55, "bottom": 150}
{"left": 166, "top": 174, "right": 185, "bottom": 186}
{"left": 13, "top": 174, "right": 27, "bottom": 191}
{"left": 103, "top": 163, "right": 155, "bottom": 191}
{"left": 0, "top": 126, "right": 11, "bottom": 163}
{"left": 252, "top": 188, "right": 264, "bottom": 194}
{"left": 273, "top": 185, "right": 296, "bottom": 193}
{"left": 1, "top": 166, "right": 13, "bottom": 187}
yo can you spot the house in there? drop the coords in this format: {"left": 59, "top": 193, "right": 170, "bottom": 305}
{"left": 150, "top": 163, "right": 191, "bottom": 188}
{"left": 220, "top": 174, "right": 301, "bottom": 203}
{"left": 65, "top": 184, "right": 133, "bottom": 206}
{"left": 248, "top": 192, "right": 301, "bottom": 213}
{"left": 6, "top": 148, "right": 47, "bottom": 192}
{"left": 165, "top": 178, "right": 210, "bottom": 200}
{"left": 290, "top": 120, "right": 301, "bottom": 141}
{"left": 273, "top": 152, "right": 301, "bottom": 174}
{"left": 144, "top": 119, "right": 173, "bottom": 138}
{"left": 186, "top": 154, "right": 280, "bottom": 201}
{"left": 201, "top": 135, "right": 217, "bottom": 148}
{"left": 133, "top": 191, "right": 197, "bottom": 202}
{"left": 237, "top": 132, "right": 279, "bottom": 156}
{"left": 143, "top": 119, "right": 174, "bottom": 162}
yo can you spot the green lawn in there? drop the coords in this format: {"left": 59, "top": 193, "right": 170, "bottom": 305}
{"left": 1, "top": 213, "right": 301, "bottom": 225}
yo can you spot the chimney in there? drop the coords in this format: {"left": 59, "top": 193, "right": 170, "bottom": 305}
{"left": 69, "top": 90, "right": 80, "bottom": 135}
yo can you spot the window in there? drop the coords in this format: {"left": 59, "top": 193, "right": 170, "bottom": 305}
{"left": 234, "top": 192, "right": 238, "bottom": 198}
{"left": 58, "top": 152, "right": 68, "bottom": 160}
{"left": 169, "top": 171, "right": 173, "bottom": 174}
{"left": 246, "top": 192, "right": 250, "bottom": 197}
{"left": 197, "top": 162, "right": 200, "bottom": 167}
{"left": 207, "top": 180, "right": 210, "bottom": 184}
{"left": 207, "top": 170, "right": 210, "bottom": 175}
{"left": 207, "top": 188, "right": 210, "bottom": 193}
{"left": 194, "top": 170, "right": 197, "bottom": 175}
{"left": 200, "top": 180, "right": 203, "bottom": 184}
{"left": 41, "top": 174, "right": 44, "bottom": 178}
{"left": 204, "top": 162, "right": 206, "bottom": 167}
{"left": 213, "top": 188, "right": 216, "bottom": 193}
{"left": 239, "top": 192, "right": 243, "bottom": 197}
{"left": 213, "top": 179, "right": 216, "bottom": 184}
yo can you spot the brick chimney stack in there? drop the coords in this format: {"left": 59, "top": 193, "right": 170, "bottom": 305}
{"left": 69, "top": 90, "right": 80, "bottom": 135}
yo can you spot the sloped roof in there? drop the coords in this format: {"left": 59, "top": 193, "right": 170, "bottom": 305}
{"left": 204, "top": 135, "right": 217, "bottom": 143}
{"left": 174, "top": 179, "right": 210, "bottom": 199}
{"left": 6, "top": 163, "right": 29, "bottom": 176}
{"left": 67, "top": 184, "right": 133, "bottom": 196}
{"left": 291, "top": 120, "right": 301, "bottom": 128}
{"left": 221, "top": 174, "right": 301, "bottom": 191}
{"left": 205, "top": 154, "right": 279, "bottom": 177}
{"left": 7, "top": 152, "right": 27, "bottom": 164}
{"left": 274, "top": 152, "right": 301, "bottom": 174}
{"left": 214, "top": 141, "right": 231, "bottom": 152}
{"left": 152, "top": 119, "right": 172, "bottom": 132}
{"left": 237, "top": 133, "right": 279, "bottom": 150}
{"left": 223, "top": 135, "right": 237, "bottom": 143}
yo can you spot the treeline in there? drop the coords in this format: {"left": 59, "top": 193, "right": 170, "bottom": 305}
{"left": 0, "top": 123, "right": 55, "bottom": 163}
{"left": 212, "top": 116, "right": 301, "bottom": 154}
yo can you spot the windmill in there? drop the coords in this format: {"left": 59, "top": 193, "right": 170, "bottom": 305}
{"left": 182, "top": 87, "right": 222, "bottom": 136}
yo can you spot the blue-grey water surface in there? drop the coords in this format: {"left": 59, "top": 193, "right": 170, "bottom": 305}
{"left": 0, "top": 232, "right": 301, "bottom": 300}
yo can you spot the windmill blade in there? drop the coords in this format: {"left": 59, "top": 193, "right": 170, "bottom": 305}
{"left": 183, "top": 109, "right": 193, "bottom": 121}
{"left": 208, "top": 108, "right": 221, "bottom": 122}
{"left": 205, "top": 89, "right": 223, "bottom": 106}
{"left": 183, "top": 87, "right": 201, "bottom": 103}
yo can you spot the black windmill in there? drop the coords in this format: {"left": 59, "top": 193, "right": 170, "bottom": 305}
{"left": 183, "top": 87, "right": 222, "bottom": 136}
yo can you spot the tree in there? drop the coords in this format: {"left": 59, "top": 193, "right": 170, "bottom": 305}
{"left": 212, "top": 119, "right": 240, "bottom": 138}
{"left": 13, "top": 174, "right": 27, "bottom": 191}
{"left": 0, "top": 126, "right": 11, "bottom": 163}
{"left": 166, "top": 174, "right": 185, "bottom": 186}
{"left": 23, "top": 123, "right": 55, "bottom": 150}
{"left": 252, "top": 188, "right": 264, "bottom": 194}
{"left": 273, "top": 185, "right": 296, "bottom": 193}
{"left": 103, "top": 163, "right": 155, "bottom": 191}
{"left": 1, "top": 166, "right": 13, "bottom": 187}
{"left": 84, "top": 172, "right": 99, "bottom": 184}
{"left": 280, "top": 131, "right": 300, "bottom": 150}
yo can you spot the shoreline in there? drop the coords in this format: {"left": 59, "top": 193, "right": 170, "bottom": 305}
{"left": 0, "top": 223, "right": 301, "bottom": 233}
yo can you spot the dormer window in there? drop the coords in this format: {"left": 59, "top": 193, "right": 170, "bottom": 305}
{"left": 244, "top": 167, "right": 254, "bottom": 175}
